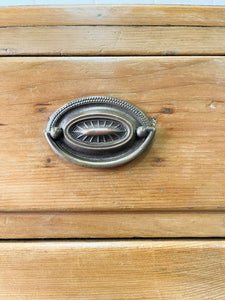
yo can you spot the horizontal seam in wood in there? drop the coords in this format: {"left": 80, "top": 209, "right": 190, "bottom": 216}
{"left": 0, "top": 54, "right": 224, "bottom": 57}
{"left": 1, "top": 210, "right": 225, "bottom": 213}
{"left": 1, "top": 25, "right": 225, "bottom": 28}
{"left": 0, "top": 237, "right": 225, "bottom": 242}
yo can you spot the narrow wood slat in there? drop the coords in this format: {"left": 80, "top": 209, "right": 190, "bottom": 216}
{"left": 0, "top": 26, "right": 225, "bottom": 56}
{"left": 0, "top": 5, "right": 225, "bottom": 27}
{"left": 0, "top": 212, "right": 225, "bottom": 238}
{"left": 0, "top": 56, "right": 225, "bottom": 212}
{"left": 0, "top": 240, "right": 225, "bottom": 299}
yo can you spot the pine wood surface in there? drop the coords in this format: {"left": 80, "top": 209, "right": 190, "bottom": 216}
{"left": 0, "top": 25, "right": 225, "bottom": 56}
{"left": 1, "top": 6, "right": 225, "bottom": 298}
{"left": 1, "top": 212, "right": 225, "bottom": 239}
{"left": 0, "top": 5, "right": 224, "bottom": 27}
{"left": 0, "top": 240, "right": 225, "bottom": 299}
{"left": 1, "top": 56, "right": 225, "bottom": 212}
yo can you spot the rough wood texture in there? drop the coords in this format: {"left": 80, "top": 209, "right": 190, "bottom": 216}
{"left": 0, "top": 5, "right": 225, "bottom": 27}
{"left": 1, "top": 212, "right": 225, "bottom": 239}
{"left": 0, "top": 240, "right": 225, "bottom": 299}
{"left": 1, "top": 26, "right": 225, "bottom": 56}
{"left": 1, "top": 56, "right": 225, "bottom": 212}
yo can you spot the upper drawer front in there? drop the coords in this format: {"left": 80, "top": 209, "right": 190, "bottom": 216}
{"left": 1, "top": 26, "right": 225, "bottom": 56}
{"left": 1, "top": 5, "right": 225, "bottom": 27}
{"left": 1, "top": 56, "right": 224, "bottom": 212}
{"left": 0, "top": 6, "right": 225, "bottom": 56}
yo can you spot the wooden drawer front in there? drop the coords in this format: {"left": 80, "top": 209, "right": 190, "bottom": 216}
{"left": 1, "top": 5, "right": 225, "bottom": 27}
{"left": 1, "top": 6, "right": 225, "bottom": 238}
{"left": 1, "top": 26, "right": 225, "bottom": 56}
{"left": 0, "top": 6, "right": 225, "bottom": 57}
{"left": 0, "top": 240, "right": 225, "bottom": 299}
{"left": 1, "top": 56, "right": 225, "bottom": 212}
{"left": 1, "top": 6, "right": 225, "bottom": 300}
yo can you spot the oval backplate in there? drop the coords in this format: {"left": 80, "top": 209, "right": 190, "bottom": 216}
{"left": 45, "top": 96, "right": 156, "bottom": 168}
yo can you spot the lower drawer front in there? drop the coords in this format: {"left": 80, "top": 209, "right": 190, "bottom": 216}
{"left": 0, "top": 240, "right": 225, "bottom": 299}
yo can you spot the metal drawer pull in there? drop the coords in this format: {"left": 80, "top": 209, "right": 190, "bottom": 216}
{"left": 45, "top": 96, "right": 156, "bottom": 168}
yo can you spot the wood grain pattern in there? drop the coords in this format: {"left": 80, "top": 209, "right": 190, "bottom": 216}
{"left": 1, "top": 56, "right": 225, "bottom": 212}
{"left": 0, "top": 5, "right": 225, "bottom": 27}
{"left": 1, "top": 212, "right": 225, "bottom": 239}
{"left": 1, "top": 26, "right": 225, "bottom": 56}
{"left": 0, "top": 240, "right": 225, "bottom": 299}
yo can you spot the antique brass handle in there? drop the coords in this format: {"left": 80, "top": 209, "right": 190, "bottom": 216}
{"left": 45, "top": 96, "right": 156, "bottom": 168}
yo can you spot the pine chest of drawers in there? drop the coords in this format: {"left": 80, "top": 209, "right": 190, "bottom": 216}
{"left": 0, "top": 5, "right": 225, "bottom": 299}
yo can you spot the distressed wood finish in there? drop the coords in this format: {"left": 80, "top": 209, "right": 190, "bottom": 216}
{"left": 0, "top": 5, "right": 225, "bottom": 27}
{"left": 1, "top": 5, "right": 225, "bottom": 299}
{"left": 0, "top": 240, "right": 225, "bottom": 299}
{"left": 1, "top": 212, "right": 225, "bottom": 239}
{"left": 1, "top": 26, "right": 225, "bottom": 56}
{"left": 1, "top": 56, "right": 225, "bottom": 212}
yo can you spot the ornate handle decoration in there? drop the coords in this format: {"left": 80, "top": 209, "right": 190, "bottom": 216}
{"left": 45, "top": 96, "right": 156, "bottom": 168}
